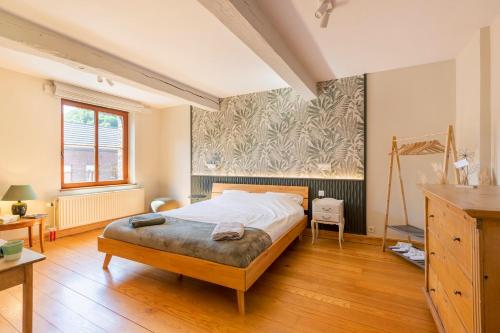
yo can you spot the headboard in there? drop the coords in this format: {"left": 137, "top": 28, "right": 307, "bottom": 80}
{"left": 211, "top": 183, "right": 309, "bottom": 210}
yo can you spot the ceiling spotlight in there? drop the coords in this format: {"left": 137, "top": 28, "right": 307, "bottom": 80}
{"left": 97, "top": 75, "right": 103, "bottom": 83}
{"left": 106, "top": 78, "right": 114, "bottom": 87}
{"left": 315, "top": 0, "right": 334, "bottom": 28}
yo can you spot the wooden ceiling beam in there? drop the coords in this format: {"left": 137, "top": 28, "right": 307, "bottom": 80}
{"left": 198, "top": 0, "right": 318, "bottom": 100}
{"left": 0, "top": 9, "right": 220, "bottom": 111}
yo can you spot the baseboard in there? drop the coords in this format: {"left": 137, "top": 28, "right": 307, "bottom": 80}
{"left": 55, "top": 219, "right": 115, "bottom": 238}
{"left": 303, "top": 229, "right": 423, "bottom": 246}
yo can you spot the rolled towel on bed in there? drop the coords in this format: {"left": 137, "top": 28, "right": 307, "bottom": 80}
{"left": 211, "top": 222, "right": 245, "bottom": 241}
{"left": 129, "top": 213, "right": 166, "bottom": 228}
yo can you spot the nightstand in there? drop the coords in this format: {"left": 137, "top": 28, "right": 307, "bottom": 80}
{"left": 311, "top": 198, "right": 345, "bottom": 248}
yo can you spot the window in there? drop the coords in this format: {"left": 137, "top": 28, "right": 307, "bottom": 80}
{"left": 61, "top": 99, "right": 128, "bottom": 189}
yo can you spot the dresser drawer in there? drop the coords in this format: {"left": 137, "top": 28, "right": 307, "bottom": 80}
{"left": 445, "top": 263, "right": 474, "bottom": 332}
{"left": 313, "top": 205, "right": 337, "bottom": 213}
{"left": 428, "top": 229, "right": 447, "bottom": 277}
{"left": 441, "top": 209, "right": 473, "bottom": 275}
{"left": 428, "top": 230, "right": 474, "bottom": 332}
{"left": 428, "top": 267, "right": 468, "bottom": 333}
{"left": 427, "top": 199, "right": 473, "bottom": 278}
{"left": 312, "top": 199, "right": 343, "bottom": 221}
{"left": 427, "top": 199, "right": 443, "bottom": 231}
{"left": 312, "top": 212, "right": 340, "bottom": 222}
{"left": 428, "top": 265, "right": 445, "bottom": 314}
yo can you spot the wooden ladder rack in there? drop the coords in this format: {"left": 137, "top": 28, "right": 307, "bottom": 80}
{"left": 381, "top": 125, "right": 459, "bottom": 265}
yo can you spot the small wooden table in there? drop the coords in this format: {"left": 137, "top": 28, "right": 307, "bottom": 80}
{"left": 0, "top": 241, "right": 45, "bottom": 333}
{"left": 0, "top": 217, "right": 45, "bottom": 253}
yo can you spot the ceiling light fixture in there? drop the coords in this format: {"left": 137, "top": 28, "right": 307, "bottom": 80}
{"left": 106, "top": 78, "right": 114, "bottom": 87}
{"left": 315, "top": 0, "right": 334, "bottom": 28}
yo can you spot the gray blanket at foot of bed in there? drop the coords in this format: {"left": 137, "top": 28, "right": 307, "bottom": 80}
{"left": 102, "top": 215, "right": 272, "bottom": 268}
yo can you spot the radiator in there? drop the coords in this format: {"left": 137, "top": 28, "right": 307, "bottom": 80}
{"left": 57, "top": 188, "right": 145, "bottom": 230}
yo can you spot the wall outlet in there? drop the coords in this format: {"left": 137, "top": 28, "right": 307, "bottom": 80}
{"left": 318, "top": 190, "right": 325, "bottom": 197}
{"left": 368, "top": 226, "right": 375, "bottom": 233}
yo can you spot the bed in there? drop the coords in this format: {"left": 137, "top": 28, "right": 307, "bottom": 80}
{"left": 97, "top": 183, "right": 308, "bottom": 314}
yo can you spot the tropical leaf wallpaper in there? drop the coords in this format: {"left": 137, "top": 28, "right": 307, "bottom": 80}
{"left": 191, "top": 75, "right": 365, "bottom": 179}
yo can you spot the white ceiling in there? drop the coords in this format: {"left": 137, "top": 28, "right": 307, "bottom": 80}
{"left": 258, "top": 0, "right": 500, "bottom": 80}
{"left": 0, "top": 45, "right": 181, "bottom": 108}
{"left": 0, "top": 0, "right": 499, "bottom": 106}
{"left": 0, "top": 0, "right": 286, "bottom": 104}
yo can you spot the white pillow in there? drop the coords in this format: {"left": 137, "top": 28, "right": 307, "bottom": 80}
{"left": 222, "top": 190, "right": 249, "bottom": 195}
{"left": 265, "top": 192, "right": 304, "bottom": 205}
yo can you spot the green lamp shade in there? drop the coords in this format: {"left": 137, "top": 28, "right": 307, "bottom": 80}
{"left": 2, "top": 185, "right": 37, "bottom": 201}
{"left": 2, "top": 185, "right": 37, "bottom": 217}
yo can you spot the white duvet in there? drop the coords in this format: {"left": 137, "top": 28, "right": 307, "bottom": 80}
{"left": 160, "top": 191, "right": 305, "bottom": 242}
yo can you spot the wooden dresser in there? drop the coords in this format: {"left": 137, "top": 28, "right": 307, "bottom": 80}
{"left": 422, "top": 185, "right": 500, "bottom": 333}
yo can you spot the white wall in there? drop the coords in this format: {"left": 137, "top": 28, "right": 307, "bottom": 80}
{"left": 456, "top": 30, "right": 482, "bottom": 156}
{"left": 455, "top": 27, "right": 492, "bottom": 184}
{"left": 159, "top": 105, "right": 191, "bottom": 206}
{"left": 0, "top": 67, "right": 60, "bottom": 233}
{"left": 134, "top": 109, "right": 162, "bottom": 205}
{"left": 491, "top": 17, "right": 500, "bottom": 184}
{"left": 367, "top": 61, "right": 456, "bottom": 236}
{"left": 0, "top": 67, "right": 162, "bottom": 239}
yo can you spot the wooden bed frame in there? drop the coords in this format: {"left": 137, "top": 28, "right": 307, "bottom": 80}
{"left": 97, "top": 183, "right": 308, "bottom": 314}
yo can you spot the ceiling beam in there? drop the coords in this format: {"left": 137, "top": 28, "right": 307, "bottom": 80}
{"left": 198, "top": 0, "right": 318, "bottom": 100}
{"left": 0, "top": 9, "right": 220, "bottom": 111}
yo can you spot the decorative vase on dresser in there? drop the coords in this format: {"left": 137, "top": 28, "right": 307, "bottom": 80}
{"left": 422, "top": 185, "right": 500, "bottom": 333}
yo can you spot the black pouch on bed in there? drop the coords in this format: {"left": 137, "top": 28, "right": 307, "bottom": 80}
{"left": 129, "top": 213, "right": 166, "bottom": 228}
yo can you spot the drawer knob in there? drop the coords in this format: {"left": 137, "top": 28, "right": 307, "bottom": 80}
{"left": 453, "top": 236, "right": 461, "bottom": 242}
{"left": 454, "top": 290, "right": 462, "bottom": 296}
{"left": 430, "top": 252, "right": 436, "bottom": 256}
{"left": 428, "top": 214, "right": 435, "bottom": 218}
{"left": 429, "top": 288, "right": 436, "bottom": 292}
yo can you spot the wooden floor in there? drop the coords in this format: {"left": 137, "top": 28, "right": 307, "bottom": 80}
{"left": 0, "top": 230, "right": 436, "bottom": 333}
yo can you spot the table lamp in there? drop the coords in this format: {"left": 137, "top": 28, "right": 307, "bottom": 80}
{"left": 1, "top": 185, "right": 37, "bottom": 217}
